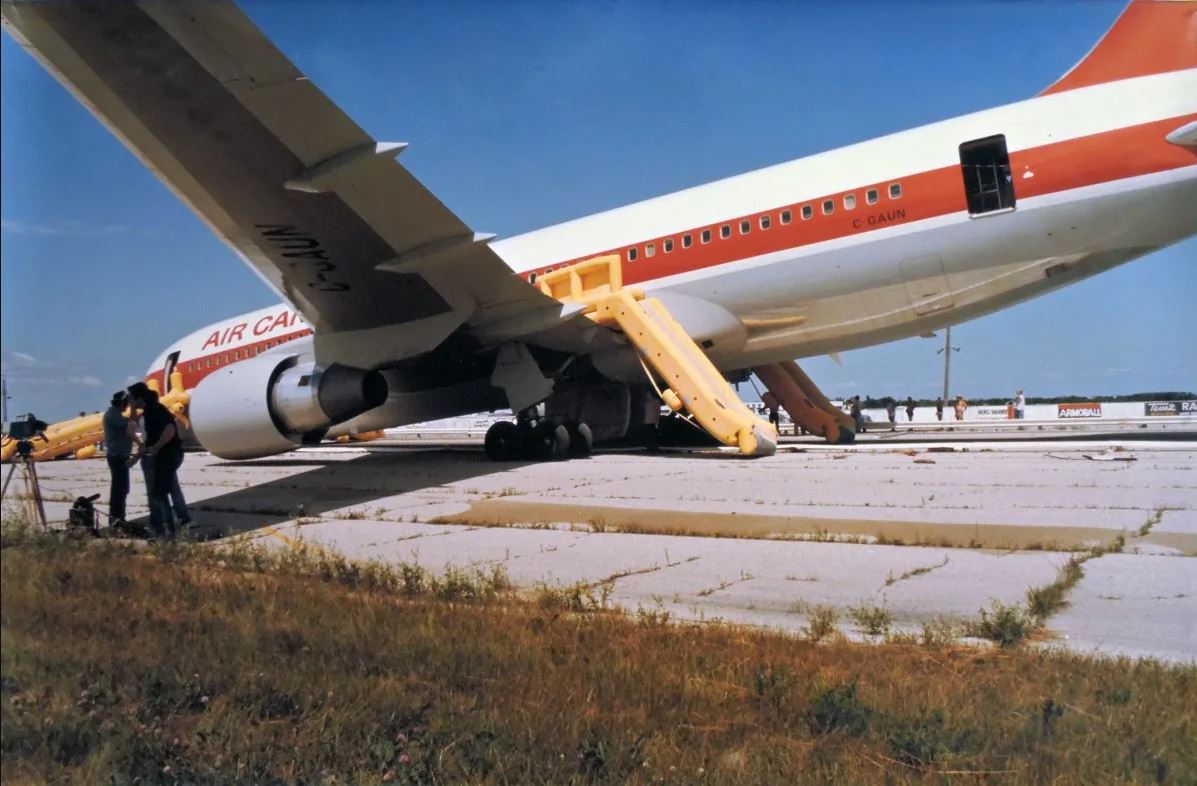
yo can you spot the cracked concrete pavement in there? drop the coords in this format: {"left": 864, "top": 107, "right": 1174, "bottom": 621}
{"left": 16, "top": 434, "right": 1196, "bottom": 662}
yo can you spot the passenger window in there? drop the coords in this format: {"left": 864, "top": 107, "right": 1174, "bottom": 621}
{"left": 701, "top": 229, "right": 712, "bottom": 244}
{"left": 822, "top": 199, "right": 834, "bottom": 215}
{"left": 645, "top": 243, "right": 656, "bottom": 258}
{"left": 739, "top": 219, "right": 750, "bottom": 234}
{"left": 843, "top": 194, "right": 856, "bottom": 210}
{"left": 682, "top": 234, "right": 693, "bottom": 248}
{"left": 760, "top": 215, "right": 771, "bottom": 230}
{"left": 664, "top": 238, "right": 674, "bottom": 253}
{"left": 801, "top": 205, "right": 813, "bottom": 220}
{"left": 781, "top": 210, "right": 792, "bottom": 225}
{"left": 628, "top": 247, "right": 638, "bottom": 262}
{"left": 866, "top": 188, "right": 879, "bottom": 205}
{"left": 959, "top": 134, "right": 1015, "bottom": 215}
{"left": 889, "top": 183, "right": 902, "bottom": 199}
{"left": 720, "top": 224, "right": 731, "bottom": 239}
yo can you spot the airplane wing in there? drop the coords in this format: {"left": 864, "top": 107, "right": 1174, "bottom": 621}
{"left": 1, "top": 0, "right": 595, "bottom": 368}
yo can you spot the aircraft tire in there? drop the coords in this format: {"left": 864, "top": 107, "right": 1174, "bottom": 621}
{"left": 836, "top": 426, "right": 856, "bottom": 444}
{"left": 544, "top": 423, "right": 571, "bottom": 461}
{"left": 568, "top": 422, "right": 593, "bottom": 458}
{"left": 484, "top": 421, "right": 522, "bottom": 461}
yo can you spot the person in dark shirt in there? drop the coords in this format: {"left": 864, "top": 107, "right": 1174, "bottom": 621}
{"left": 101, "top": 391, "right": 141, "bottom": 525}
{"left": 128, "top": 382, "right": 184, "bottom": 538}
{"left": 904, "top": 397, "right": 916, "bottom": 423}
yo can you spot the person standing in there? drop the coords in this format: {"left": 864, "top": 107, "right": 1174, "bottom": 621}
{"left": 849, "top": 395, "right": 864, "bottom": 433}
{"left": 954, "top": 395, "right": 969, "bottom": 421}
{"left": 885, "top": 400, "right": 897, "bottom": 430}
{"left": 128, "top": 383, "right": 186, "bottom": 538}
{"left": 101, "top": 391, "right": 141, "bottom": 526}
{"left": 1014, "top": 389, "right": 1026, "bottom": 420}
{"left": 904, "top": 397, "right": 916, "bottom": 423}
{"left": 934, "top": 397, "right": 944, "bottom": 422}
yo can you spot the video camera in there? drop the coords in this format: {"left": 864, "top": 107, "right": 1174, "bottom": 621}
{"left": 6, "top": 413, "right": 49, "bottom": 441}
{"left": 3, "top": 414, "right": 49, "bottom": 459}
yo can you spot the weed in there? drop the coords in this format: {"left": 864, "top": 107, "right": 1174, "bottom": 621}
{"left": 965, "top": 601, "right": 1034, "bottom": 647}
{"left": 752, "top": 664, "right": 797, "bottom": 711}
{"left": 534, "top": 581, "right": 612, "bottom": 613}
{"left": 808, "top": 683, "right": 870, "bottom": 736}
{"left": 850, "top": 604, "right": 893, "bottom": 637}
{"left": 918, "top": 618, "right": 958, "bottom": 648}
{"left": 884, "top": 556, "right": 949, "bottom": 586}
{"left": 804, "top": 604, "right": 839, "bottom": 642}
{"left": 885, "top": 710, "right": 946, "bottom": 768}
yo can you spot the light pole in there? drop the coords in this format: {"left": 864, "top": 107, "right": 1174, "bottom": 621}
{"left": 1, "top": 373, "right": 9, "bottom": 424}
{"left": 937, "top": 326, "right": 960, "bottom": 403}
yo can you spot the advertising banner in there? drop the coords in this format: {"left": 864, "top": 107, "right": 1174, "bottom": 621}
{"left": 974, "top": 406, "right": 1010, "bottom": 420}
{"left": 1057, "top": 402, "right": 1102, "bottom": 419}
{"left": 1144, "top": 400, "right": 1197, "bottom": 417}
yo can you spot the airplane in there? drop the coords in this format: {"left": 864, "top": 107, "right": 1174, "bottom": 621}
{"left": 2, "top": 0, "right": 1195, "bottom": 462}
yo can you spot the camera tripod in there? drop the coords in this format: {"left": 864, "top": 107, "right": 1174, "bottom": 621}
{"left": 1, "top": 441, "right": 49, "bottom": 529}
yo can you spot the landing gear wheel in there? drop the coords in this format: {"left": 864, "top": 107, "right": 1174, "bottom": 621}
{"left": 527, "top": 422, "right": 571, "bottom": 461}
{"left": 836, "top": 426, "right": 856, "bottom": 445}
{"left": 484, "top": 421, "right": 522, "bottom": 461}
{"left": 567, "top": 422, "right": 593, "bottom": 458}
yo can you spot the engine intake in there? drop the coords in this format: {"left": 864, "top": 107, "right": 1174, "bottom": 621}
{"left": 189, "top": 354, "right": 388, "bottom": 459}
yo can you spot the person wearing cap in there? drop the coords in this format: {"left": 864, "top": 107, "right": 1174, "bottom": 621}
{"left": 102, "top": 390, "right": 141, "bottom": 526}
{"left": 127, "top": 382, "right": 186, "bottom": 538}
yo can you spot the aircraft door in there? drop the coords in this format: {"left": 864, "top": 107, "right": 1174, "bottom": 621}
{"left": 163, "top": 351, "right": 181, "bottom": 391}
{"left": 898, "top": 254, "right": 955, "bottom": 317}
{"left": 959, "top": 134, "right": 1015, "bottom": 215}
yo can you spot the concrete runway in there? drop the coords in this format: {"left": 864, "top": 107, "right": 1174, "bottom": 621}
{"left": 18, "top": 425, "right": 1197, "bottom": 662}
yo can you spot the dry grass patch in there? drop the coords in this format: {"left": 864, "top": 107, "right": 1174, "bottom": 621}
{"left": 2, "top": 523, "right": 1195, "bottom": 785}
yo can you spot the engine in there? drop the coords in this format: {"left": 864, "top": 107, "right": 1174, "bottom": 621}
{"left": 188, "top": 353, "right": 388, "bottom": 459}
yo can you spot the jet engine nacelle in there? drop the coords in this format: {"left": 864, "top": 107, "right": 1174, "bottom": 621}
{"left": 188, "top": 353, "right": 388, "bottom": 459}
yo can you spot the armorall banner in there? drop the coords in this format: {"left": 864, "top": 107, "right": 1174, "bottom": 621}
{"left": 1057, "top": 402, "right": 1102, "bottom": 419}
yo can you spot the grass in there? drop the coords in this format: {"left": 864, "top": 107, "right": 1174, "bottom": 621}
{"left": 2, "top": 521, "right": 1196, "bottom": 785}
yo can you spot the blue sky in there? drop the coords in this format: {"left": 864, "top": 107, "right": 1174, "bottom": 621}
{"left": 2, "top": 1, "right": 1194, "bottom": 420}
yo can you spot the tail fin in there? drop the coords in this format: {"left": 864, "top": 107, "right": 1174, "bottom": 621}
{"left": 1041, "top": 0, "right": 1197, "bottom": 95}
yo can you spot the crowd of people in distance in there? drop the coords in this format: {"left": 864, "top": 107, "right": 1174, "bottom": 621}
{"left": 842, "top": 389, "right": 1026, "bottom": 432}
{"left": 102, "top": 382, "right": 190, "bottom": 540}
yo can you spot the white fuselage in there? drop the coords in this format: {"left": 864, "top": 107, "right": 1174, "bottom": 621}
{"left": 149, "top": 68, "right": 1197, "bottom": 427}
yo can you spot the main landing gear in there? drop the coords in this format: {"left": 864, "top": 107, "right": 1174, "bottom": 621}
{"left": 484, "top": 419, "right": 593, "bottom": 462}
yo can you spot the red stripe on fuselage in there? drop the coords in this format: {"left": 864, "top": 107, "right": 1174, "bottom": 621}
{"left": 529, "top": 114, "right": 1197, "bottom": 286}
{"left": 149, "top": 328, "right": 313, "bottom": 392}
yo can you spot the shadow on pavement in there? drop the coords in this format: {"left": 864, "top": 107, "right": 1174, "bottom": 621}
{"left": 180, "top": 448, "right": 535, "bottom": 539}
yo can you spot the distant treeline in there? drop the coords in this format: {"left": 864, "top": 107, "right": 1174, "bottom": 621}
{"left": 852, "top": 391, "right": 1196, "bottom": 409}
